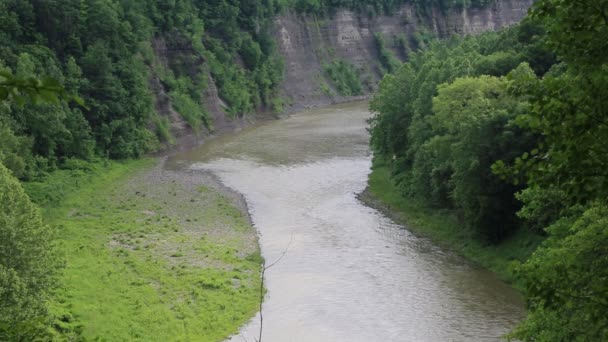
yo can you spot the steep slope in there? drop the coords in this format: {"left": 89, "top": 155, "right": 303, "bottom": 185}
{"left": 0, "top": 1, "right": 534, "bottom": 174}
{"left": 149, "top": 38, "right": 251, "bottom": 151}
{"left": 274, "top": 0, "right": 533, "bottom": 112}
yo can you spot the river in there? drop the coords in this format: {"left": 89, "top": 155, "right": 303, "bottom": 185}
{"left": 167, "top": 101, "right": 524, "bottom": 342}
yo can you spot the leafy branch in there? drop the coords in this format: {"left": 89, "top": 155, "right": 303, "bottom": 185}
{"left": 0, "top": 70, "right": 86, "bottom": 108}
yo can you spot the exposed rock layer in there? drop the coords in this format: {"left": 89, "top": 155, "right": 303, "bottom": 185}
{"left": 276, "top": 0, "right": 534, "bottom": 112}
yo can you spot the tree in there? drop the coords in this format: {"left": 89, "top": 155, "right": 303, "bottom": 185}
{"left": 507, "top": 62, "right": 608, "bottom": 204}
{"left": 503, "top": 0, "right": 608, "bottom": 339}
{"left": 429, "top": 75, "right": 532, "bottom": 240}
{"left": 501, "top": 0, "right": 608, "bottom": 204}
{"left": 0, "top": 163, "right": 59, "bottom": 341}
{"left": 509, "top": 203, "right": 608, "bottom": 341}
{"left": 529, "top": 0, "right": 608, "bottom": 68}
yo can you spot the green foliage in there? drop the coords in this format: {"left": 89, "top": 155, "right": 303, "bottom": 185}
{"left": 323, "top": 60, "right": 363, "bottom": 96}
{"left": 170, "top": 91, "right": 209, "bottom": 133}
{"left": 0, "top": 119, "right": 33, "bottom": 179}
{"left": 271, "top": 96, "right": 286, "bottom": 113}
{"left": 393, "top": 33, "right": 411, "bottom": 59}
{"left": 154, "top": 116, "right": 175, "bottom": 145}
{"left": 368, "top": 25, "right": 549, "bottom": 239}
{"left": 509, "top": 203, "right": 608, "bottom": 341}
{"left": 240, "top": 34, "right": 264, "bottom": 70}
{"left": 514, "top": 186, "right": 569, "bottom": 235}
{"left": 497, "top": 1, "right": 608, "bottom": 339}
{"left": 0, "top": 0, "right": 287, "bottom": 176}
{"left": 370, "top": 1, "right": 608, "bottom": 339}
{"left": 529, "top": 0, "right": 608, "bottom": 68}
{"left": 0, "top": 69, "right": 81, "bottom": 107}
{"left": 290, "top": 0, "right": 494, "bottom": 15}
{"left": 0, "top": 163, "right": 59, "bottom": 341}
{"left": 0, "top": 57, "right": 94, "bottom": 178}
{"left": 506, "top": 62, "right": 608, "bottom": 204}
{"left": 373, "top": 33, "right": 401, "bottom": 74}
{"left": 429, "top": 75, "right": 533, "bottom": 241}
{"left": 319, "top": 80, "right": 333, "bottom": 96}
{"left": 23, "top": 158, "right": 104, "bottom": 207}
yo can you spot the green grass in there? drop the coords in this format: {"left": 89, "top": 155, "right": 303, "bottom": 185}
{"left": 365, "top": 160, "right": 543, "bottom": 285}
{"left": 25, "top": 159, "right": 261, "bottom": 341}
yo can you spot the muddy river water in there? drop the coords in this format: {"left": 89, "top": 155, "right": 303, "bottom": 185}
{"left": 168, "top": 102, "right": 524, "bottom": 341}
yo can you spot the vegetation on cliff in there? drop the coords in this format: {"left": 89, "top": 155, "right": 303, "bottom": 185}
{"left": 323, "top": 59, "right": 363, "bottom": 96}
{"left": 0, "top": 0, "right": 288, "bottom": 179}
{"left": 291, "top": 0, "right": 495, "bottom": 15}
{"left": 368, "top": 0, "right": 608, "bottom": 339}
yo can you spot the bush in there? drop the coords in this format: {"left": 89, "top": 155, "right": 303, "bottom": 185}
{"left": 323, "top": 60, "right": 362, "bottom": 96}
{"left": 154, "top": 116, "right": 175, "bottom": 145}
{"left": 169, "top": 91, "right": 209, "bottom": 133}
{"left": 373, "top": 33, "right": 401, "bottom": 74}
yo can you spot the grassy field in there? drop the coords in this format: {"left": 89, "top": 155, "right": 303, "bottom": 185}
{"left": 363, "top": 160, "right": 543, "bottom": 285}
{"left": 24, "top": 159, "right": 262, "bottom": 341}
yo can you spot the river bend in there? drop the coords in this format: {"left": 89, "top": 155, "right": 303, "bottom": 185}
{"left": 168, "top": 102, "right": 524, "bottom": 342}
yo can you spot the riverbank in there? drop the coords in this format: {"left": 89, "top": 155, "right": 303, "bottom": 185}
{"left": 359, "top": 159, "right": 543, "bottom": 285}
{"left": 24, "top": 158, "right": 262, "bottom": 341}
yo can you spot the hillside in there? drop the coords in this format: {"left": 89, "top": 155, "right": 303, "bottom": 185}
{"left": 275, "top": 0, "right": 532, "bottom": 112}
{"left": 0, "top": 0, "right": 531, "bottom": 180}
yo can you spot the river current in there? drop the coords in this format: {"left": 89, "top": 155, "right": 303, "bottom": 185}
{"left": 168, "top": 102, "right": 524, "bottom": 342}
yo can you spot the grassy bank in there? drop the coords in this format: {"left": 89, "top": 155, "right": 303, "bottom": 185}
{"left": 24, "top": 159, "right": 262, "bottom": 341}
{"left": 363, "top": 160, "right": 543, "bottom": 285}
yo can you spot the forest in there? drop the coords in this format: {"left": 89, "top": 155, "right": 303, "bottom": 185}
{"left": 1, "top": 0, "right": 607, "bottom": 340}
{"left": 0, "top": 0, "right": 295, "bottom": 180}
{"left": 369, "top": 0, "right": 608, "bottom": 340}
{"left": 0, "top": 0, "right": 480, "bottom": 181}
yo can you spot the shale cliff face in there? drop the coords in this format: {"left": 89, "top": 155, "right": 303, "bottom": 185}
{"left": 150, "top": 38, "right": 250, "bottom": 151}
{"left": 275, "top": 0, "right": 534, "bottom": 112}
{"left": 153, "top": 0, "right": 533, "bottom": 147}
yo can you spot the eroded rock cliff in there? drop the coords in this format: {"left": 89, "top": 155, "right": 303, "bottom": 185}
{"left": 275, "top": 0, "right": 533, "bottom": 112}
{"left": 152, "top": 0, "right": 533, "bottom": 147}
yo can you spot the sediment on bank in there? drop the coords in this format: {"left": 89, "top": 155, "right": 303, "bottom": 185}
{"left": 358, "top": 160, "right": 542, "bottom": 286}
{"left": 25, "top": 158, "right": 262, "bottom": 341}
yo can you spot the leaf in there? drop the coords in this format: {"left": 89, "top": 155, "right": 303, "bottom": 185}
{"left": 0, "top": 87, "right": 8, "bottom": 100}
{"left": 41, "top": 77, "right": 62, "bottom": 90}
{"left": 14, "top": 94, "right": 26, "bottom": 107}
{"left": 38, "top": 89, "right": 60, "bottom": 104}
{"left": 70, "top": 95, "right": 88, "bottom": 109}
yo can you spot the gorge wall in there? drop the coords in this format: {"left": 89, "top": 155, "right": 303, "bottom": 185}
{"left": 153, "top": 0, "right": 533, "bottom": 147}
{"left": 275, "top": 0, "right": 534, "bottom": 112}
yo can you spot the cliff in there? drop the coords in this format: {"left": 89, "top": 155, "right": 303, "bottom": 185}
{"left": 153, "top": 0, "right": 533, "bottom": 147}
{"left": 275, "top": 0, "right": 534, "bottom": 112}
